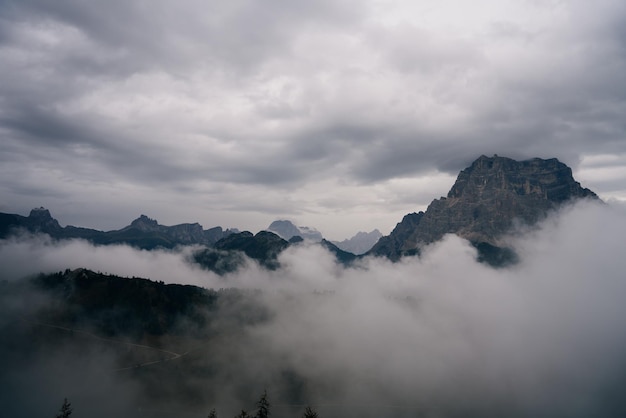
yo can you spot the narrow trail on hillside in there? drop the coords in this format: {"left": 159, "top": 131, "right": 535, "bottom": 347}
{"left": 20, "top": 318, "right": 188, "bottom": 371}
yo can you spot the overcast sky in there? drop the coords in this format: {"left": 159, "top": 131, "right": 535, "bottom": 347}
{"left": 1, "top": 0, "right": 625, "bottom": 240}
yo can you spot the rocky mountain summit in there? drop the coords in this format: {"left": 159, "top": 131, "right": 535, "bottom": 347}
{"left": 120, "top": 214, "right": 232, "bottom": 246}
{"left": 25, "top": 207, "right": 63, "bottom": 232}
{"left": 369, "top": 155, "right": 599, "bottom": 264}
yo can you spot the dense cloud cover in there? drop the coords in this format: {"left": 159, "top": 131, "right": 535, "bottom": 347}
{"left": 2, "top": 200, "right": 626, "bottom": 417}
{"left": 1, "top": 0, "right": 625, "bottom": 238}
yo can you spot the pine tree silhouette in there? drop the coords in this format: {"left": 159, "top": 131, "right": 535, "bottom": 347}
{"left": 55, "top": 398, "right": 72, "bottom": 418}
{"left": 302, "top": 406, "right": 318, "bottom": 418}
{"left": 256, "top": 390, "right": 270, "bottom": 418}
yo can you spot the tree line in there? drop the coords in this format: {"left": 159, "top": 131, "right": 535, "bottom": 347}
{"left": 209, "top": 390, "right": 320, "bottom": 418}
{"left": 54, "top": 392, "right": 320, "bottom": 418}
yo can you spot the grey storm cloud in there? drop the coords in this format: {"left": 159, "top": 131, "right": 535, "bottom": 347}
{"left": 0, "top": 0, "right": 625, "bottom": 236}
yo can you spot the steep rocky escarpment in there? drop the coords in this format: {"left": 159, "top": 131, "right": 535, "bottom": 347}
{"left": 369, "top": 155, "right": 599, "bottom": 265}
{"left": 368, "top": 212, "right": 424, "bottom": 261}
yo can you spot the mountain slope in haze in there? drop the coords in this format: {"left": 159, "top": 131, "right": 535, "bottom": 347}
{"left": 0, "top": 268, "right": 273, "bottom": 417}
{"left": 192, "top": 231, "right": 357, "bottom": 275}
{"left": 192, "top": 231, "right": 290, "bottom": 274}
{"left": 366, "top": 213, "right": 424, "bottom": 262}
{"left": 332, "top": 229, "right": 382, "bottom": 255}
{"left": 266, "top": 220, "right": 323, "bottom": 241}
{"left": 0, "top": 209, "right": 358, "bottom": 272}
{"left": 320, "top": 239, "right": 359, "bottom": 264}
{"left": 369, "top": 155, "right": 599, "bottom": 265}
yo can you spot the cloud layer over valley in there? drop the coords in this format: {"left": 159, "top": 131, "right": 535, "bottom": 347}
{"left": 2, "top": 200, "right": 626, "bottom": 417}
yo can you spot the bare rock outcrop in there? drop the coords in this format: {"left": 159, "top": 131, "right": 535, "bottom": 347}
{"left": 369, "top": 155, "right": 598, "bottom": 264}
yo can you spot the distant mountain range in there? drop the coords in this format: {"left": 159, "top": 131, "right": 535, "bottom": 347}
{"left": 0, "top": 209, "right": 238, "bottom": 249}
{"left": 0, "top": 155, "right": 600, "bottom": 269}
{"left": 0, "top": 208, "right": 356, "bottom": 274}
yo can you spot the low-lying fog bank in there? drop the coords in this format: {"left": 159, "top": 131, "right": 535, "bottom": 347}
{"left": 2, "top": 200, "right": 626, "bottom": 417}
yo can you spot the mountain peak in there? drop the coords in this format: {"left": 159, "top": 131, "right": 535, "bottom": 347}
{"left": 267, "top": 220, "right": 323, "bottom": 241}
{"left": 267, "top": 220, "right": 301, "bottom": 240}
{"left": 448, "top": 155, "right": 597, "bottom": 202}
{"left": 129, "top": 214, "right": 159, "bottom": 231}
{"left": 369, "top": 155, "right": 599, "bottom": 264}
{"left": 28, "top": 207, "right": 53, "bottom": 220}
{"left": 25, "top": 206, "right": 61, "bottom": 231}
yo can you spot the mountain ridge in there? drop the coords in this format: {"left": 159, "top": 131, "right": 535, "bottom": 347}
{"left": 0, "top": 155, "right": 599, "bottom": 268}
{"left": 0, "top": 210, "right": 238, "bottom": 249}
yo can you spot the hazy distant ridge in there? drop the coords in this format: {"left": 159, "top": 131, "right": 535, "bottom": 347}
{"left": 332, "top": 229, "right": 383, "bottom": 255}
{"left": 0, "top": 209, "right": 238, "bottom": 249}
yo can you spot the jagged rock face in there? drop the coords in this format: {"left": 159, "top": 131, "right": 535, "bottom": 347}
{"left": 371, "top": 155, "right": 598, "bottom": 263}
{"left": 368, "top": 212, "right": 424, "bottom": 261}
{"left": 25, "top": 207, "right": 62, "bottom": 233}
{"left": 448, "top": 156, "right": 596, "bottom": 203}
{"left": 128, "top": 214, "right": 160, "bottom": 231}
{"left": 168, "top": 224, "right": 205, "bottom": 243}
{"left": 403, "top": 155, "right": 597, "bottom": 249}
{"left": 123, "top": 215, "right": 211, "bottom": 245}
